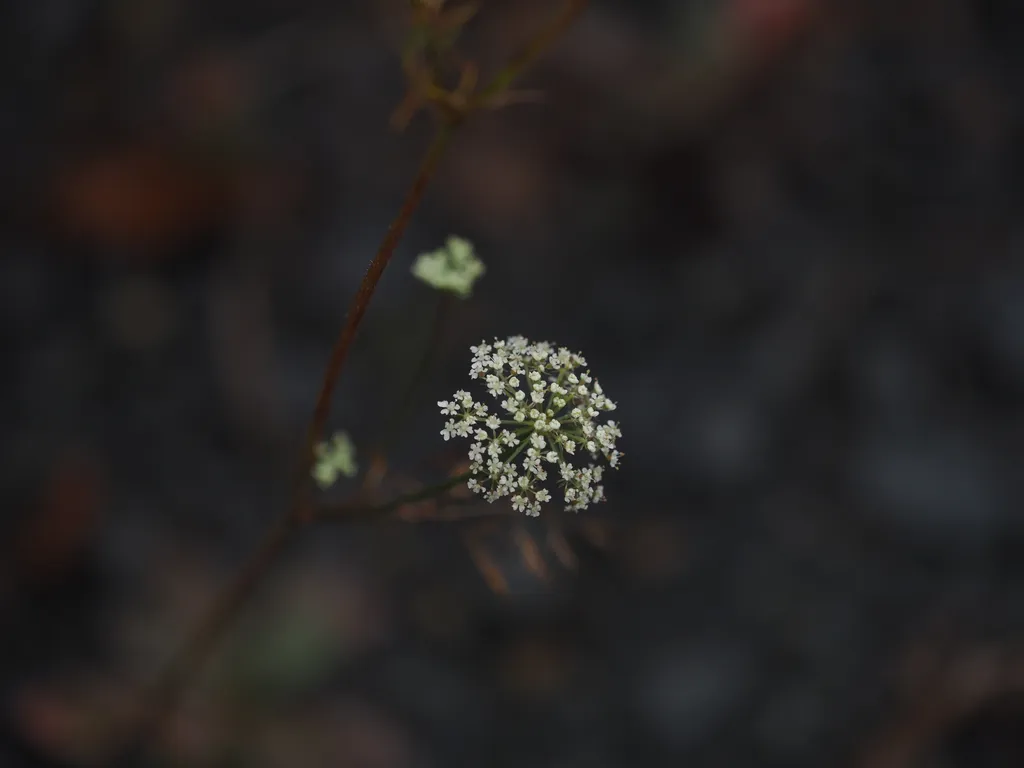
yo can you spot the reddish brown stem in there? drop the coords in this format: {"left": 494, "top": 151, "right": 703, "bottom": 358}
{"left": 293, "top": 122, "right": 455, "bottom": 522}
{"left": 108, "top": 515, "right": 298, "bottom": 765}
{"left": 108, "top": 1, "right": 589, "bottom": 759}
{"left": 106, "top": 123, "right": 454, "bottom": 766}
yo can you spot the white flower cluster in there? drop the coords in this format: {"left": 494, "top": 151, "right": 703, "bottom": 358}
{"left": 439, "top": 336, "right": 622, "bottom": 516}
{"left": 411, "top": 236, "right": 485, "bottom": 298}
{"left": 311, "top": 431, "right": 358, "bottom": 489}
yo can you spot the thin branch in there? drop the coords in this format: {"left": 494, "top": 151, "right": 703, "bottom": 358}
{"left": 109, "top": 3, "right": 591, "bottom": 758}
{"left": 473, "top": 0, "right": 588, "bottom": 106}
{"left": 293, "top": 121, "right": 455, "bottom": 522}
{"left": 319, "top": 471, "right": 474, "bottom": 522}
{"left": 108, "top": 122, "right": 455, "bottom": 765}
{"left": 364, "top": 292, "right": 453, "bottom": 491}
{"left": 107, "top": 514, "right": 299, "bottom": 764}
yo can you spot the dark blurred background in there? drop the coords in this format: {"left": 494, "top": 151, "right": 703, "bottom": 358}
{"left": 3, "top": 0, "right": 1024, "bottom": 766}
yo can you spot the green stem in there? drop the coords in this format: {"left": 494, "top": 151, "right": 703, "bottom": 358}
{"left": 319, "top": 471, "right": 474, "bottom": 521}
{"left": 473, "top": 0, "right": 588, "bottom": 105}
{"left": 376, "top": 292, "right": 453, "bottom": 463}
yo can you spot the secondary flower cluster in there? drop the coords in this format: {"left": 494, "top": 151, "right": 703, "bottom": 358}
{"left": 439, "top": 336, "right": 621, "bottom": 516}
{"left": 411, "top": 236, "right": 485, "bottom": 298}
{"left": 311, "top": 431, "right": 358, "bottom": 489}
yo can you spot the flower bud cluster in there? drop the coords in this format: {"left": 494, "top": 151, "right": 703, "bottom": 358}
{"left": 411, "top": 236, "right": 485, "bottom": 298}
{"left": 312, "top": 431, "right": 358, "bottom": 489}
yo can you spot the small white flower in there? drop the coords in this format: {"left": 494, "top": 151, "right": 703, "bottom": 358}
{"left": 524, "top": 455, "right": 542, "bottom": 476}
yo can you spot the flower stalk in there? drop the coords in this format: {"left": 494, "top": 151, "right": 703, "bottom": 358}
{"left": 109, "top": 2, "right": 589, "bottom": 761}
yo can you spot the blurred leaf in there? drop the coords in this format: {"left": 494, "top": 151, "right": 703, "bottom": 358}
{"left": 223, "top": 603, "right": 345, "bottom": 700}
{"left": 463, "top": 531, "right": 509, "bottom": 593}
